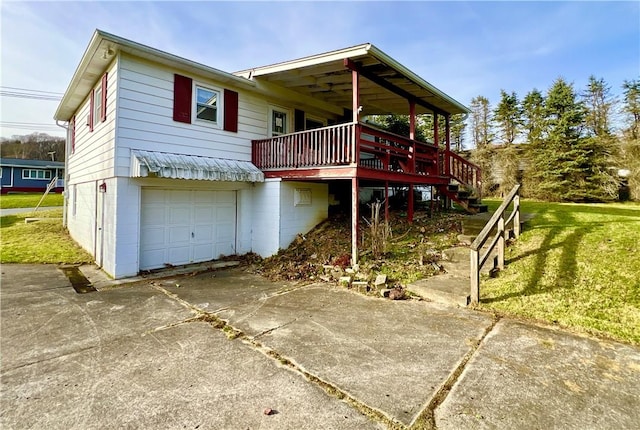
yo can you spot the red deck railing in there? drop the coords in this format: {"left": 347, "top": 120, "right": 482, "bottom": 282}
{"left": 252, "top": 123, "right": 356, "bottom": 169}
{"left": 447, "top": 151, "right": 482, "bottom": 196}
{"left": 252, "top": 122, "right": 440, "bottom": 177}
{"left": 252, "top": 123, "right": 481, "bottom": 192}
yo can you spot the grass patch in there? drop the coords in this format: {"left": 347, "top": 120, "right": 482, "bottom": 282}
{"left": 1, "top": 209, "right": 92, "bottom": 264}
{"left": 479, "top": 199, "right": 640, "bottom": 345}
{"left": 0, "top": 192, "right": 63, "bottom": 209}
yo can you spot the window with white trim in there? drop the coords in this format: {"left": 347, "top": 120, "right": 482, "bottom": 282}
{"left": 194, "top": 84, "right": 220, "bottom": 125}
{"left": 22, "top": 169, "right": 52, "bottom": 180}
{"left": 269, "top": 106, "right": 291, "bottom": 136}
{"left": 22, "top": 169, "right": 51, "bottom": 180}
{"left": 94, "top": 86, "right": 103, "bottom": 126}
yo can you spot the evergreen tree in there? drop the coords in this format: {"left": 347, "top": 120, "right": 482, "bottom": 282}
{"left": 418, "top": 113, "right": 467, "bottom": 151}
{"left": 449, "top": 114, "right": 467, "bottom": 152}
{"left": 469, "top": 96, "right": 493, "bottom": 148}
{"left": 620, "top": 79, "right": 640, "bottom": 199}
{"left": 522, "top": 89, "right": 546, "bottom": 146}
{"left": 531, "top": 78, "right": 615, "bottom": 202}
{"left": 493, "top": 90, "right": 523, "bottom": 195}
{"left": 494, "top": 90, "right": 522, "bottom": 145}
{"left": 621, "top": 79, "right": 640, "bottom": 140}
{"left": 582, "top": 76, "right": 615, "bottom": 138}
{"left": 468, "top": 96, "right": 495, "bottom": 196}
{"left": 521, "top": 89, "right": 546, "bottom": 197}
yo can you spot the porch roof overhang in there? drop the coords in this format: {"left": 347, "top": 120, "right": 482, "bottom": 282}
{"left": 235, "top": 43, "right": 469, "bottom": 117}
{"left": 131, "top": 150, "right": 264, "bottom": 182}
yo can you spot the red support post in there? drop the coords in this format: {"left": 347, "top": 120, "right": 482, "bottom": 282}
{"left": 445, "top": 114, "right": 451, "bottom": 176}
{"left": 433, "top": 113, "right": 439, "bottom": 174}
{"left": 351, "top": 177, "right": 359, "bottom": 266}
{"left": 409, "top": 100, "right": 416, "bottom": 172}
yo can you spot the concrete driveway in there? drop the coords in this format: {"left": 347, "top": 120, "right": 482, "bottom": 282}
{"left": 1, "top": 264, "right": 639, "bottom": 429}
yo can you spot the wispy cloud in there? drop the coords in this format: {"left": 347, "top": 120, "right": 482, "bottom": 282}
{"left": 1, "top": 1, "right": 638, "bottom": 138}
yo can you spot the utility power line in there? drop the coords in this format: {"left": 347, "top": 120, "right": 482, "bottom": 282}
{"left": 0, "top": 121, "right": 61, "bottom": 132}
{"left": 0, "top": 86, "right": 62, "bottom": 101}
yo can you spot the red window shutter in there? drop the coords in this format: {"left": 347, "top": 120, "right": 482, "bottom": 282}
{"left": 71, "top": 115, "right": 76, "bottom": 153}
{"left": 101, "top": 72, "right": 108, "bottom": 122}
{"left": 173, "top": 74, "right": 192, "bottom": 123}
{"left": 89, "top": 89, "right": 95, "bottom": 132}
{"left": 223, "top": 89, "right": 238, "bottom": 132}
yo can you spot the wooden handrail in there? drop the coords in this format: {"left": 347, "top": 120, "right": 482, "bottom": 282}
{"left": 470, "top": 184, "right": 521, "bottom": 304}
{"left": 447, "top": 150, "right": 482, "bottom": 197}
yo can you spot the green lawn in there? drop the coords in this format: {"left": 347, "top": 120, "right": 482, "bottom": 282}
{"left": 1, "top": 209, "right": 92, "bottom": 264}
{"left": 0, "top": 192, "right": 64, "bottom": 208}
{"left": 479, "top": 199, "right": 640, "bottom": 345}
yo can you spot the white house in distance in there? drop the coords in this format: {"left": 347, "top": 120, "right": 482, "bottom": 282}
{"left": 55, "top": 30, "right": 478, "bottom": 279}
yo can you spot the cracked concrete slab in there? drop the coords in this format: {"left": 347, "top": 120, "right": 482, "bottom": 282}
{"left": 5, "top": 263, "right": 640, "bottom": 429}
{"left": 214, "top": 283, "right": 495, "bottom": 426}
{"left": 1, "top": 272, "right": 193, "bottom": 371}
{"left": 2, "top": 322, "right": 381, "bottom": 429}
{"left": 1, "top": 264, "right": 382, "bottom": 429}
{"left": 435, "top": 319, "right": 640, "bottom": 429}
{"left": 150, "top": 267, "right": 294, "bottom": 313}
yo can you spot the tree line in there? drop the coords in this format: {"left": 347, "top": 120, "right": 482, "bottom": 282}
{"left": 469, "top": 76, "right": 639, "bottom": 202}
{"left": 370, "top": 76, "right": 639, "bottom": 202}
{"left": 0, "top": 133, "right": 66, "bottom": 162}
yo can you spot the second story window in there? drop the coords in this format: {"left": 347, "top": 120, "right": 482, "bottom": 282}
{"left": 94, "top": 86, "right": 103, "bottom": 126}
{"left": 195, "top": 86, "right": 219, "bottom": 123}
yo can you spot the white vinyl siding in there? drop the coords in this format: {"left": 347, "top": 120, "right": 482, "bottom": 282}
{"left": 67, "top": 60, "right": 118, "bottom": 184}
{"left": 251, "top": 180, "right": 328, "bottom": 256}
{"left": 279, "top": 182, "right": 328, "bottom": 249}
{"left": 114, "top": 54, "right": 269, "bottom": 177}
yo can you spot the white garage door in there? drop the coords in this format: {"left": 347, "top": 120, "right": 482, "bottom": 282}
{"left": 140, "top": 189, "right": 236, "bottom": 270}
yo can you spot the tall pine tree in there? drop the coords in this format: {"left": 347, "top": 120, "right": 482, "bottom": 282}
{"left": 494, "top": 90, "right": 522, "bottom": 195}
{"left": 469, "top": 96, "right": 495, "bottom": 195}
{"left": 581, "top": 76, "right": 619, "bottom": 199}
{"left": 620, "top": 79, "right": 640, "bottom": 199}
{"left": 532, "top": 78, "right": 614, "bottom": 202}
{"left": 521, "top": 89, "right": 546, "bottom": 197}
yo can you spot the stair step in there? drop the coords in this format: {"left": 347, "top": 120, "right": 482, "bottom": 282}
{"left": 467, "top": 197, "right": 479, "bottom": 205}
{"left": 470, "top": 203, "right": 489, "bottom": 213}
{"left": 447, "top": 184, "right": 459, "bottom": 192}
{"left": 457, "top": 190, "right": 470, "bottom": 199}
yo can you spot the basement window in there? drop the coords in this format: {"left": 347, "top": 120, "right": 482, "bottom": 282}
{"left": 294, "top": 188, "right": 312, "bottom": 206}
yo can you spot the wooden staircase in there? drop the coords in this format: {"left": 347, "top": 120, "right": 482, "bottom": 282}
{"left": 439, "top": 183, "right": 488, "bottom": 214}
{"left": 438, "top": 151, "right": 486, "bottom": 214}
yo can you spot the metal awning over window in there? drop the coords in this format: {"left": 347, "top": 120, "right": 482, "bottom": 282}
{"left": 131, "top": 150, "right": 264, "bottom": 182}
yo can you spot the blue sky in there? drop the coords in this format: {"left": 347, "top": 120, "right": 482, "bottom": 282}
{"left": 1, "top": 1, "right": 638, "bottom": 140}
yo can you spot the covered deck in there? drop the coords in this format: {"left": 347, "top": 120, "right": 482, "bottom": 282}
{"left": 253, "top": 121, "right": 447, "bottom": 184}
{"left": 244, "top": 43, "right": 479, "bottom": 264}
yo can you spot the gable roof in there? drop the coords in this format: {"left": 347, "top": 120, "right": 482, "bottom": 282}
{"left": 55, "top": 31, "right": 468, "bottom": 121}
{"left": 54, "top": 30, "right": 255, "bottom": 121}
{"left": 235, "top": 43, "right": 469, "bottom": 116}
{"left": 0, "top": 158, "right": 65, "bottom": 169}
